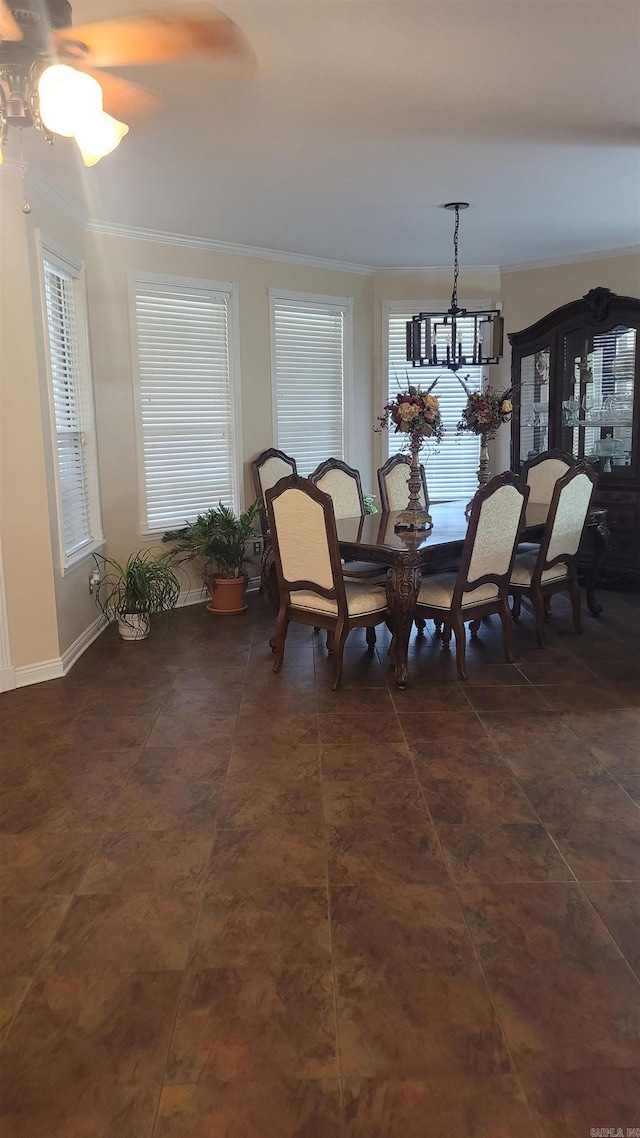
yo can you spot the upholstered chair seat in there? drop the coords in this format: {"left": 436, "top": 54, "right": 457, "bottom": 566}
{"left": 417, "top": 575, "right": 499, "bottom": 609}
{"left": 290, "top": 582, "right": 387, "bottom": 617}
{"left": 412, "top": 472, "right": 529, "bottom": 679}
{"left": 510, "top": 553, "right": 568, "bottom": 586}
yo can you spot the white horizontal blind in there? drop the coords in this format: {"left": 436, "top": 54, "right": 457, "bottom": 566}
{"left": 387, "top": 309, "right": 481, "bottom": 501}
{"left": 43, "top": 260, "right": 92, "bottom": 558}
{"left": 273, "top": 298, "right": 346, "bottom": 475}
{"left": 134, "top": 281, "right": 237, "bottom": 531}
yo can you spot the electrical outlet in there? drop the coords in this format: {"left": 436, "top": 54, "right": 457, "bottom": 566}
{"left": 88, "top": 570, "right": 101, "bottom": 595}
{"left": 253, "top": 540, "right": 261, "bottom": 556}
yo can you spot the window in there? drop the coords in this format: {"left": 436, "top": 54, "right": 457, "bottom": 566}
{"left": 131, "top": 275, "right": 241, "bottom": 533}
{"left": 270, "top": 290, "right": 352, "bottom": 475}
{"left": 42, "top": 248, "right": 102, "bottom": 569}
{"left": 385, "top": 305, "right": 483, "bottom": 501}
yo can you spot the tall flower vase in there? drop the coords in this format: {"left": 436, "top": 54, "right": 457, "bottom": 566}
{"left": 466, "top": 432, "right": 491, "bottom": 517}
{"left": 395, "top": 430, "right": 433, "bottom": 532}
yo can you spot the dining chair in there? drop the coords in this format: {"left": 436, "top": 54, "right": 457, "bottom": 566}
{"left": 251, "top": 448, "right": 298, "bottom": 538}
{"left": 309, "top": 458, "right": 384, "bottom": 578}
{"left": 412, "top": 471, "right": 529, "bottom": 680}
{"left": 309, "top": 457, "right": 388, "bottom": 644}
{"left": 265, "top": 475, "right": 390, "bottom": 690}
{"left": 518, "top": 448, "right": 578, "bottom": 557}
{"left": 522, "top": 448, "right": 577, "bottom": 504}
{"left": 377, "top": 453, "right": 429, "bottom": 513}
{"left": 510, "top": 462, "right": 598, "bottom": 647}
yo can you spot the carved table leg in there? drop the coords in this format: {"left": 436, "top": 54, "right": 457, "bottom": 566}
{"left": 586, "top": 520, "right": 610, "bottom": 618}
{"left": 386, "top": 565, "right": 421, "bottom": 688}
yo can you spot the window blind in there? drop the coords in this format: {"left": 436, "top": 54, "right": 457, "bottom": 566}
{"left": 273, "top": 299, "right": 346, "bottom": 476}
{"left": 43, "top": 260, "right": 92, "bottom": 558}
{"left": 133, "top": 282, "right": 237, "bottom": 531}
{"left": 387, "top": 310, "right": 481, "bottom": 501}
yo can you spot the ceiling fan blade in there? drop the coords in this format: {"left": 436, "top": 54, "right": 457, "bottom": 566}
{"left": 0, "top": 0, "right": 22, "bottom": 40}
{"left": 80, "top": 68, "right": 157, "bottom": 120}
{"left": 52, "top": 10, "right": 251, "bottom": 69}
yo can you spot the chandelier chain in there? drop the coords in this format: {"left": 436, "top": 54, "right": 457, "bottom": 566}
{"left": 451, "top": 204, "right": 460, "bottom": 311}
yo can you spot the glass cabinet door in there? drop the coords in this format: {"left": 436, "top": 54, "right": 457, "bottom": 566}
{"left": 560, "top": 325, "right": 636, "bottom": 474}
{"left": 518, "top": 346, "right": 551, "bottom": 465}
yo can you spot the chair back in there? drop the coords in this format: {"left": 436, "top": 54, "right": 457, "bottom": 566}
{"left": 537, "top": 463, "right": 598, "bottom": 573}
{"left": 251, "top": 448, "right": 297, "bottom": 537}
{"left": 522, "top": 449, "right": 577, "bottom": 505}
{"left": 455, "top": 472, "right": 529, "bottom": 605}
{"left": 309, "top": 458, "right": 364, "bottom": 520}
{"left": 377, "top": 454, "right": 428, "bottom": 512}
{"left": 265, "top": 475, "right": 347, "bottom": 610}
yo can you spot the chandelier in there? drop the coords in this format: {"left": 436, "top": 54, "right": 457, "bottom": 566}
{"left": 0, "top": 1, "right": 129, "bottom": 167}
{"left": 406, "top": 202, "right": 504, "bottom": 372}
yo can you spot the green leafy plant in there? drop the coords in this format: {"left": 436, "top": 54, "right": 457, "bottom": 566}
{"left": 163, "top": 500, "right": 260, "bottom": 583}
{"left": 94, "top": 549, "right": 181, "bottom": 628}
{"left": 363, "top": 492, "right": 378, "bottom": 515}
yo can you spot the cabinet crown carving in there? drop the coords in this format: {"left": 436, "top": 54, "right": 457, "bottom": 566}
{"left": 583, "top": 287, "right": 615, "bottom": 323}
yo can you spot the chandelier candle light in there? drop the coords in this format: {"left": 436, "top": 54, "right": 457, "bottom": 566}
{"left": 406, "top": 203, "right": 504, "bottom": 373}
{"left": 377, "top": 383, "right": 444, "bottom": 531}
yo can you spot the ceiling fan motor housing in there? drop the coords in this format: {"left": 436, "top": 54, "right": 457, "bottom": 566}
{"left": 5, "top": 0, "right": 71, "bottom": 48}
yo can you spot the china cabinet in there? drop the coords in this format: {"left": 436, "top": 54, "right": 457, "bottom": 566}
{"left": 510, "top": 288, "right": 640, "bottom": 582}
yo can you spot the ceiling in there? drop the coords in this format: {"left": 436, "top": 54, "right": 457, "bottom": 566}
{"left": 10, "top": 0, "right": 640, "bottom": 268}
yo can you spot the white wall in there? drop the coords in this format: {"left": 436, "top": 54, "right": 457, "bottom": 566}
{"left": 84, "top": 230, "right": 374, "bottom": 568}
{"left": 0, "top": 170, "right": 60, "bottom": 673}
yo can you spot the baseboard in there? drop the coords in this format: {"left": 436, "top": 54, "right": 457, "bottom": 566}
{"left": 14, "top": 658, "right": 64, "bottom": 688}
{"left": 61, "top": 615, "right": 108, "bottom": 674}
{"left": 176, "top": 586, "right": 207, "bottom": 608}
{"left": 12, "top": 615, "right": 107, "bottom": 689}
{"left": 7, "top": 581, "right": 258, "bottom": 691}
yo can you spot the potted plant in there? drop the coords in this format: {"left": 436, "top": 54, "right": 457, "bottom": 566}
{"left": 163, "top": 500, "right": 260, "bottom": 615}
{"left": 94, "top": 549, "right": 181, "bottom": 641}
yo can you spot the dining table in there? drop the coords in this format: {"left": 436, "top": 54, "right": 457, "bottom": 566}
{"left": 335, "top": 499, "right": 610, "bottom": 687}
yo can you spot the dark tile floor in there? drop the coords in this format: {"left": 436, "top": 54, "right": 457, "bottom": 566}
{"left": 1, "top": 588, "right": 640, "bottom": 1137}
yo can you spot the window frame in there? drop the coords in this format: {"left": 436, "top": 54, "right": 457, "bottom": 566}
{"left": 381, "top": 298, "right": 497, "bottom": 501}
{"left": 38, "top": 236, "right": 104, "bottom": 574}
{"left": 128, "top": 271, "right": 243, "bottom": 536}
{"left": 269, "top": 288, "right": 354, "bottom": 471}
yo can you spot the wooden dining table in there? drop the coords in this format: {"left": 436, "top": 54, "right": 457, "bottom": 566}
{"left": 335, "top": 499, "right": 610, "bottom": 687}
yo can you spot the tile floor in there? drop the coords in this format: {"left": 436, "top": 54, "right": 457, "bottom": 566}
{"left": 0, "top": 588, "right": 639, "bottom": 1136}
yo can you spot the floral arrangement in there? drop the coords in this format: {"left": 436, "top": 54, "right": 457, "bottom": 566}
{"left": 456, "top": 380, "right": 513, "bottom": 440}
{"left": 378, "top": 384, "right": 444, "bottom": 443}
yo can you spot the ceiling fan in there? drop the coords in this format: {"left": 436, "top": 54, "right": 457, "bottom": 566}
{"left": 0, "top": 0, "right": 252, "bottom": 166}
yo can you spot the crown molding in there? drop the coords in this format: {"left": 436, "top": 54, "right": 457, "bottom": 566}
{"left": 500, "top": 245, "right": 640, "bottom": 272}
{"left": 374, "top": 264, "right": 501, "bottom": 277}
{"left": 85, "top": 218, "right": 375, "bottom": 275}
{"left": 4, "top": 160, "right": 638, "bottom": 277}
{"left": 0, "top": 158, "right": 88, "bottom": 227}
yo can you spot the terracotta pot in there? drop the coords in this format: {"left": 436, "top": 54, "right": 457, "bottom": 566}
{"left": 205, "top": 576, "right": 247, "bottom": 615}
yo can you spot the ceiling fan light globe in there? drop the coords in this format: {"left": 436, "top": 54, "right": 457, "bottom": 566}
{"left": 38, "top": 64, "right": 103, "bottom": 136}
{"left": 74, "top": 111, "right": 128, "bottom": 166}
